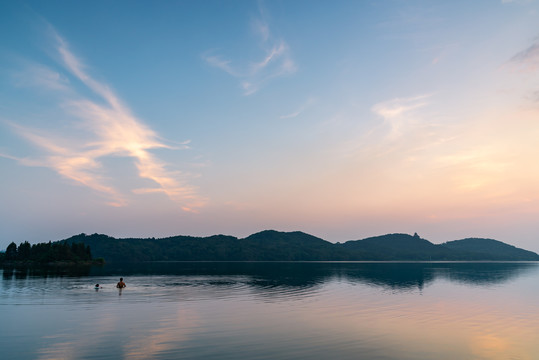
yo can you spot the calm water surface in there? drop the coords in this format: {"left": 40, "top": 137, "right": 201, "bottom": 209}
{"left": 1, "top": 262, "right": 538, "bottom": 359}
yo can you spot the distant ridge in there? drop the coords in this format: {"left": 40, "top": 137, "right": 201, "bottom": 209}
{"left": 442, "top": 238, "right": 539, "bottom": 261}
{"left": 59, "top": 230, "right": 539, "bottom": 262}
{"left": 340, "top": 233, "right": 455, "bottom": 260}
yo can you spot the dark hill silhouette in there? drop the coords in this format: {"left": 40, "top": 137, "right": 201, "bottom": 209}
{"left": 442, "top": 238, "right": 539, "bottom": 261}
{"left": 56, "top": 231, "right": 539, "bottom": 262}
{"left": 340, "top": 233, "right": 456, "bottom": 260}
{"left": 241, "top": 230, "right": 349, "bottom": 260}
{"left": 63, "top": 230, "right": 350, "bottom": 262}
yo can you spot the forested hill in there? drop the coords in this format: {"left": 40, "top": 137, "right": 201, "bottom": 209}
{"left": 62, "top": 231, "right": 347, "bottom": 262}
{"left": 59, "top": 230, "right": 539, "bottom": 262}
{"left": 442, "top": 238, "right": 539, "bottom": 261}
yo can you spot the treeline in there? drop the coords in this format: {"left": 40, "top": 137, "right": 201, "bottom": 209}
{"left": 1, "top": 241, "right": 92, "bottom": 263}
{"left": 4, "top": 230, "right": 538, "bottom": 263}
{"left": 62, "top": 230, "right": 539, "bottom": 262}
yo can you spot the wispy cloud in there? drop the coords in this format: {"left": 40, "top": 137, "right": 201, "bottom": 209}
{"left": 371, "top": 95, "right": 431, "bottom": 139}
{"left": 5, "top": 27, "right": 204, "bottom": 211}
{"left": 12, "top": 63, "right": 71, "bottom": 92}
{"left": 203, "top": 55, "right": 240, "bottom": 77}
{"left": 280, "top": 98, "right": 316, "bottom": 119}
{"left": 202, "top": 6, "right": 296, "bottom": 95}
{"left": 328, "top": 94, "right": 448, "bottom": 163}
{"left": 424, "top": 42, "right": 459, "bottom": 65}
{"left": 372, "top": 95, "right": 430, "bottom": 119}
{"left": 508, "top": 37, "right": 539, "bottom": 72}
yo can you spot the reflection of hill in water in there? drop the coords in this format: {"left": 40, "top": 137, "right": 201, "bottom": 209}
{"left": 336, "top": 263, "right": 434, "bottom": 290}
{"left": 429, "top": 262, "right": 538, "bottom": 285}
{"left": 3, "top": 262, "right": 538, "bottom": 292}
{"left": 333, "top": 262, "right": 538, "bottom": 290}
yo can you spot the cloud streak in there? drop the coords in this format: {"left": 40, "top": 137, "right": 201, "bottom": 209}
{"left": 280, "top": 98, "right": 316, "bottom": 119}
{"left": 508, "top": 38, "right": 539, "bottom": 72}
{"left": 371, "top": 95, "right": 431, "bottom": 139}
{"left": 203, "top": 7, "right": 296, "bottom": 95}
{"left": 6, "top": 28, "right": 203, "bottom": 211}
{"left": 372, "top": 95, "right": 430, "bottom": 119}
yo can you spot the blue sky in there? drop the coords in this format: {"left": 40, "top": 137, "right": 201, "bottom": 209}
{"left": 2, "top": 0, "right": 539, "bottom": 252}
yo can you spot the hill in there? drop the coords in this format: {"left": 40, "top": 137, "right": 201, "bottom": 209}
{"left": 58, "top": 231, "right": 538, "bottom": 262}
{"left": 62, "top": 230, "right": 350, "bottom": 262}
{"left": 442, "top": 238, "right": 539, "bottom": 261}
{"left": 340, "top": 233, "right": 456, "bottom": 260}
{"left": 241, "top": 230, "right": 349, "bottom": 260}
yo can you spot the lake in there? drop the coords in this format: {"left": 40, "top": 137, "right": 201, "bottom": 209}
{"left": 1, "top": 262, "right": 538, "bottom": 359}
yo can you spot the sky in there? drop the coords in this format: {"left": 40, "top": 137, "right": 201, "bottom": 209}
{"left": 1, "top": 0, "right": 539, "bottom": 252}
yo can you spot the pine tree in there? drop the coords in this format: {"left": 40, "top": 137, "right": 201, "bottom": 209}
{"left": 5, "top": 242, "right": 17, "bottom": 260}
{"left": 18, "top": 241, "right": 31, "bottom": 260}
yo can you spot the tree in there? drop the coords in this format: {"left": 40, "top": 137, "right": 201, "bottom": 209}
{"left": 5, "top": 242, "right": 17, "bottom": 261}
{"left": 18, "top": 241, "right": 31, "bottom": 260}
{"left": 70, "top": 242, "right": 91, "bottom": 261}
{"left": 86, "top": 245, "right": 92, "bottom": 260}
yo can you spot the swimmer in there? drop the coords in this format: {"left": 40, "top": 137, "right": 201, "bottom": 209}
{"left": 116, "top": 277, "right": 126, "bottom": 289}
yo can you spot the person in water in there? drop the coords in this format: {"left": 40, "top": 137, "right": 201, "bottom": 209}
{"left": 116, "top": 278, "right": 126, "bottom": 289}
{"left": 95, "top": 283, "right": 100, "bottom": 289}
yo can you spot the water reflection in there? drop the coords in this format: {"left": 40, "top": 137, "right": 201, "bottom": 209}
{"left": 2, "top": 262, "right": 537, "bottom": 293}
{"left": 1, "top": 264, "right": 93, "bottom": 280}
{"left": 2, "top": 267, "right": 14, "bottom": 280}
{"left": 1, "top": 262, "right": 538, "bottom": 360}
{"left": 95, "top": 262, "right": 539, "bottom": 294}
{"left": 430, "top": 263, "right": 535, "bottom": 285}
